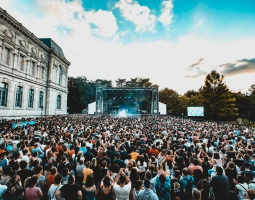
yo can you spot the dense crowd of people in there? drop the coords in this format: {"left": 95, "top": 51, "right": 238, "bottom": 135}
{"left": 0, "top": 115, "right": 254, "bottom": 200}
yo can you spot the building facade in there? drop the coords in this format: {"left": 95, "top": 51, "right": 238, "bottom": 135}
{"left": 0, "top": 8, "right": 70, "bottom": 119}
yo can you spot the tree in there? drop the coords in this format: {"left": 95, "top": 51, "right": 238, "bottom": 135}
{"left": 184, "top": 90, "right": 199, "bottom": 98}
{"left": 201, "top": 70, "right": 238, "bottom": 120}
{"left": 125, "top": 78, "right": 153, "bottom": 87}
{"left": 249, "top": 84, "right": 255, "bottom": 120}
{"left": 115, "top": 78, "right": 126, "bottom": 87}
{"left": 94, "top": 79, "right": 112, "bottom": 87}
{"left": 159, "top": 88, "right": 182, "bottom": 115}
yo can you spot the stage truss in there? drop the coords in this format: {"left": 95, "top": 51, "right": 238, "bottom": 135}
{"left": 95, "top": 86, "right": 159, "bottom": 116}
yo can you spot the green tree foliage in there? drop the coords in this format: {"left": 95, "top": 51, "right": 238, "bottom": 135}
{"left": 249, "top": 84, "right": 255, "bottom": 120}
{"left": 159, "top": 88, "right": 181, "bottom": 115}
{"left": 115, "top": 78, "right": 126, "bottom": 87}
{"left": 124, "top": 78, "right": 153, "bottom": 87}
{"left": 67, "top": 77, "right": 112, "bottom": 113}
{"left": 201, "top": 70, "right": 238, "bottom": 120}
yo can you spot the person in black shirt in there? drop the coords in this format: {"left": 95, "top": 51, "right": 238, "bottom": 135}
{"left": 17, "top": 160, "right": 33, "bottom": 187}
{"left": 170, "top": 170, "right": 182, "bottom": 199}
{"left": 56, "top": 175, "right": 82, "bottom": 200}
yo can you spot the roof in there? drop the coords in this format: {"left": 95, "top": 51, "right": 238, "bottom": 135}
{"left": 39, "top": 38, "right": 65, "bottom": 57}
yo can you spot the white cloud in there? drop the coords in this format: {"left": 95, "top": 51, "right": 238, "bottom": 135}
{"left": 85, "top": 10, "right": 118, "bottom": 37}
{"left": 1, "top": 0, "right": 255, "bottom": 94}
{"left": 158, "top": 0, "right": 174, "bottom": 26}
{"left": 194, "top": 18, "right": 205, "bottom": 28}
{"left": 115, "top": 0, "right": 156, "bottom": 33}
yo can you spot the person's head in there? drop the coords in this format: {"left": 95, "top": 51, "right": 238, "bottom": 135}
{"left": 29, "top": 175, "right": 38, "bottom": 187}
{"left": 34, "top": 166, "right": 43, "bottom": 175}
{"left": 54, "top": 174, "right": 62, "bottom": 185}
{"left": 237, "top": 175, "right": 245, "bottom": 184}
{"left": 159, "top": 174, "right": 166, "bottom": 184}
{"left": 135, "top": 180, "right": 143, "bottom": 190}
{"left": 85, "top": 175, "right": 94, "bottom": 187}
{"left": 119, "top": 175, "right": 126, "bottom": 185}
{"left": 192, "top": 188, "right": 201, "bottom": 200}
{"left": 193, "top": 159, "right": 199, "bottom": 166}
{"left": 50, "top": 167, "right": 57, "bottom": 175}
{"left": 216, "top": 166, "right": 223, "bottom": 175}
{"left": 19, "top": 160, "right": 27, "bottom": 170}
{"left": 68, "top": 174, "right": 75, "bottom": 184}
{"left": 143, "top": 179, "right": 151, "bottom": 189}
{"left": 103, "top": 176, "right": 111, "bottom": 187}
{"left": 174, "top": 170, "right": 181, "bottom": 179}
{"left": 248, "top": 189, "right": 255, "bottom": 200}
{"left": 85, "top": 161, "right": 90, "bottom": 168}
{"left": 182, "top": 168, "right": 189, "bottom": 176}
{"left": 214, "top": 153, "right": 220, "bottom": 159}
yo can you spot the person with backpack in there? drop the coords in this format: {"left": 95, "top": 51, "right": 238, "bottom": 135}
{"left": 3, "top": 175, "right": 23, "bottom": 200}
{"left": 181, "top": 167, "right": 195, "bottom": 200}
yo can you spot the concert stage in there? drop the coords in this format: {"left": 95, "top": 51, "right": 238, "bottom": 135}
{"left": 95, "top": 86, "right": 159, "bottom": 116}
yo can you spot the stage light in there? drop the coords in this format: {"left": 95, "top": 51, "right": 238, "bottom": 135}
{"left": 119, "top": 110, "right": 127, "bottom": 117}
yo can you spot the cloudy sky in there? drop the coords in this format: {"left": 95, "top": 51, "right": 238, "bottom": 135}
{"left": 1, "top": 0, "right": 255, "bottom": 94}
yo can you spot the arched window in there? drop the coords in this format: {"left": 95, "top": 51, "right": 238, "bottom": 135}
{"left": 0, "top": 82, "right": 8, "bottom": 107}
{"left": 15, "top": 86, "right": 23, "bottom": 107}
{"left": 57, "top": 95, "right": 61, "bottom": 109}
{"left": 39, "top": 91, "right": 43, "bottom": 108}
{"left": 57, "top": 65, "right": 62, "bottom": 85}
{"left": 28, "top": 89, "right": 34, "bottom": 108}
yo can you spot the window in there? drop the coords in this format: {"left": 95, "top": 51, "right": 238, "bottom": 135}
{"left": 41, "top": 67, "right": 44, "bottom": 79}
{"left": 39, "top": 91, "right": 43, "bottom": 108}
{"left": 0, "top": 82, "right": 8, "bottom": 107}
{"left": 15, "top": 86, "right": 23, "bottom": 107}
{"left": 2, "top": 47, "right": 11, "bottom": 65}
{"left": 28, "top": 89, "right": 34, "bottom": 108}
{"left": 31, "top": 62, "right": 36, "bottom": 76}
{"left": 57, "top": 65, "right": 62, "bottom": 85}
{"left": 19, "top": 54, "right": 25, "bottom": 71}
{"left": 57, "top": 95, "right": 61, "bottom": 109}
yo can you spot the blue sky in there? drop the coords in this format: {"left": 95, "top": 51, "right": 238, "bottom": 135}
{"left": 1, "top": 0, "right": 255, "bottom": 93}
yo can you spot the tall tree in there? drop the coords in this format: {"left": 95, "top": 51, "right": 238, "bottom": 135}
{"left": 159, "top": 88, "right": 182, "bottom": 115}
{"left": 201, "top": 70, "right": 238, "bottom": 120}
{"left": 115, "top": 78, "right": 126, "bottom": 87}
{"left": 125, "top": 78, "right": 152, "bottom": 87}
{"left": 249, "top": 84, "right": 255, "bottom": 120}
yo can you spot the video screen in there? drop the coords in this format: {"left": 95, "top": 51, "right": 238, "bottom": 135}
{"left": 187, "top": 107, "right": 204, "bottom": 116}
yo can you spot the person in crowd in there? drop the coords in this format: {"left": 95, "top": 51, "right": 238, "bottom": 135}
{"left": 48, "top": 174, "right": 63, "bottom": 200}
{"left": 113, "top": 168, "right": 131, "bottom": 200}
{"left": 210, "top": 166, "right": 230, "bottom": 200}
{"left": 55, "top": 175, "right": 82, "bottom": 200}
{"left": 24, "top": 175, "right": 43, "bottom": 200}
{"left": 82, "top": 174, "right": 97, "bottom": 200}
{"left": 97, "top": 175, "right": 114, "bottom": 200}
{"left": 138, "top": 179, "right": 158, "bottom": 200}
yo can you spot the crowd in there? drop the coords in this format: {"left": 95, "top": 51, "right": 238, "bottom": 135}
{"left": 0, "top": 115, "right": 254, "bottom": 200}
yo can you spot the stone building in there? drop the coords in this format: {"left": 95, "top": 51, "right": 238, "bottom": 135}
{"left": 0, "top": 8, "right": 70, "bottom": 118}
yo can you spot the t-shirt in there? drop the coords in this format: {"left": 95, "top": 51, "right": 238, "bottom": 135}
{"left": 25, "top": 187, "right": 43, "bottom": 200}
{"left": 0, "top": 184, "right": 7, "bottom": 200}
{"left": 82, "top": 168, "right": 93, "bottom": 183}
{"left": 236, "top": 183, "right": 248, "bottom": 200}
{"left": 48, "top": 184, "right": 63, "bottom": 200}
{"left": 60, "top": 184, "right": 81, "bottom": 200}
{"left": 113, "top": 182, "right": 131, "bottom": 200}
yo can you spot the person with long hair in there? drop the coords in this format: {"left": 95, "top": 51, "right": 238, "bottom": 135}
{"left": 83, "top": 175, "right": 97, "bottom": 200}
{"left": 97, "top": 175, "right": 114, "bottom": 200}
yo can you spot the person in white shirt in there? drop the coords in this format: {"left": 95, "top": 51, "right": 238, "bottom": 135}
{"left": 113, "top": 169, "right": 131, "bottom": 200}
{"left": 236, "top": 175, "right": 248, "bottom": 200}
{"left": 248, "top": 176, "right": 255, "bottom": 190}
{"left": 48, "top": 174, "right": 63, "bottom": 200}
